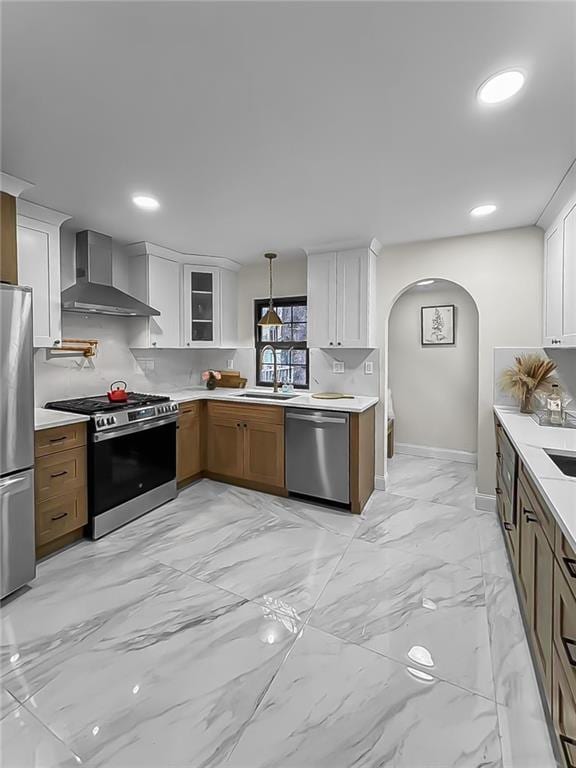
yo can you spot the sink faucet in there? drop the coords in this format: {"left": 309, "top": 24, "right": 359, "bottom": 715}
{"left": 260, "top": 344, "right": 280, "bottom": 392}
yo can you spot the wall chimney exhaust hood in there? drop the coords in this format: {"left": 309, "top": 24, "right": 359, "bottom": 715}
{"left": 61, "top": 231, "right": 160, "bottom": 316}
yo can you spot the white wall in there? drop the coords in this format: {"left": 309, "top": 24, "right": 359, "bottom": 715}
{"left": 375, "top": 226, "right": 544, "bottom": 497}
{"left": 389, "top": 281, "right": 478, "bottom": 454}
{"left": 236, "top": 257, "right": 308, "bottom": 348}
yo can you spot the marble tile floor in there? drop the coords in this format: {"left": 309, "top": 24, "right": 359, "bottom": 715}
{"left": 0, "top": 455, "right": 557, "bottom": 767}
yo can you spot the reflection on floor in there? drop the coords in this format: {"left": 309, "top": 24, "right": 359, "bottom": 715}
{"left": 0, "top": 455, "right": 556, "bottom": 767}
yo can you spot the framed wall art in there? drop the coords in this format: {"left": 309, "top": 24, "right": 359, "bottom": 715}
{"left": 421, "top": 304, "right": 455, "bottom": 346}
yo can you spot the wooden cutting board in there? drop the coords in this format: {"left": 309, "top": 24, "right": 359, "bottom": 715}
{"left": 311, "top": 392, "right": 355, "bottom": 400}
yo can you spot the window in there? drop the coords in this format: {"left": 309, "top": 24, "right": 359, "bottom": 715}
{"left": 254, "top": 296, "right": 308, "bottom": 388}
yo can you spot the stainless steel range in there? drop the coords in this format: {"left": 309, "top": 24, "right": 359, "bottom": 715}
{"left": 46, "top": 394, "right": 178, "bottom": 538}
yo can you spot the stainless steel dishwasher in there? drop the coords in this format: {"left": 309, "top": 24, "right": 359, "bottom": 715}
{"left": 285, "top": 409, "right": 349, "bottom": 504}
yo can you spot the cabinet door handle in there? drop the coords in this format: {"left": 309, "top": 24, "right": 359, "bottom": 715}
{"left": 495, "top": 487, "right": 502, "bottom": 495}
{"left": 329, "top": 342, "right": 333, "bottom": 346}
{"left": 50, "top": 470, "right": 68, "bottom": 479}
{"left": 524, "top": 512, "right": 538, "bottom": 524}
{"left": 559, "top": 735, "right": 576, "bottom": 768}
{"left": 51, "top": 512, "right": 68, "bottom": 521}
{"left": 496, "top": 452, "right": 502, "bottom": 459}
{"left": 562, "top": 637, "right": 576, "bottom": 668}
{"left": 337, "top": 342, "right": 342, "bottom": 346}
{"left": 563, "top": 557, "right": 576, "bottom": 579}
{"left": 49, "top": 436, "right": 67, "bottom": 444}
{"left": 503, "top": 522, "right": 514, "bottom": 531}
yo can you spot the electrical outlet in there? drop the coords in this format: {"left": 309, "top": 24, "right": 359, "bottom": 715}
{"left": 227, "top": 359, "right": 235, "bottom": 370}
{"left": 364, "top": 361, "right": 374, "bottom": 375}
{"left": 333, "top": 361, "right": 345, "bottom": 374}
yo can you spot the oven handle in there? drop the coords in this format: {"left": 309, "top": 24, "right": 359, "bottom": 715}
{"left": 91, "top": 415, "right": 178, "bottom": 442}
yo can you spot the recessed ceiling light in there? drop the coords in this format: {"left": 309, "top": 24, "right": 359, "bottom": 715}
{"left": 417, "top": 280, "right": 435, "bottom": 286}
{"left": 470, "top": 204, "right": 497, "bottom": 217}
{"left": 132, "top": 194, "right": 160, "bottom": 211}
{"left": 477, "top": 70, "right": 525, "bottom": 104}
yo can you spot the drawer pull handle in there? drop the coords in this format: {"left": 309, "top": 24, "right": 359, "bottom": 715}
{"left": 559, "top": 735, "right": 576, "bottom": 768}
{"left": 50, "top": 470, "right": 68, "bottom": 479}
{"left": 562, "top": 637, "right": 576, "bottom": 668}
{"left": 503, "top": 522, "right": 514, "bottom": 531}
{"left": 49, "top": 436, "right": 67, "bottom": 444}
{"left": 495, "top": 487, "right": 502, "bottom": 495}
{"left": 51, "top": 512, "right": 68, "bottom": 521}
{"left": 563, "top": 557, "right": 576, "bottom": 579}
{"left": 496, "top": 452, "right": 502, "bottom": 459}
{"left": 524, "top": 513, "right": 538, "bottom": 524}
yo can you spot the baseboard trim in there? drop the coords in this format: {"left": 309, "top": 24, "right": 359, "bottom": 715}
{"left": 395, "top": 443, "right": 477, "bottom": 465}
{"left": 475, "top": 492, "right": 496, "bottom": 512}
{"left": 374, "top": 474, "right": 387, "bottom": 491}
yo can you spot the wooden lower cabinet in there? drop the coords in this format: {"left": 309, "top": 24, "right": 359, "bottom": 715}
{"left": 205, "top": 402, "right": 285, "bottom": 491}
{"left": 553, "top": 648, "right": 576, "bottom": 768}
{"left": 495, "top": 416, "right": 576, "bottom": 767}
{"left": 243, "top": 421, "right": 284, "bottom": 487}
{"left": 176, "top": 402, "right": 202, "bottom": 484}
{"left": 34, "top": 423, "right": 88, "bottom": 559}
{"left": 206, "top": 418, "right": 245, "bottom": 479}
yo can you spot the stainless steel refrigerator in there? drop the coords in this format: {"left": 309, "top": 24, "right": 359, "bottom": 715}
{"left": 0, "top": 284, "right": 35, "bottom": 598}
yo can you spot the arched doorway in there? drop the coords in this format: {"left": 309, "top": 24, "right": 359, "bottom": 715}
{"left": 385, "top": 278, "right": 480, "bottom": 499}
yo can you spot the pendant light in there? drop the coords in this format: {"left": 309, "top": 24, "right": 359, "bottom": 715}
{"left": 258, "top": 252, "right": 283, "bottom": 327}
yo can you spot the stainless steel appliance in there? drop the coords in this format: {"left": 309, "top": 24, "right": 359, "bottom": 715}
{"left": 46, "top": 394, "right": 178, "bottom": 538}
{"left": 61, "top": 230, "right": 160, "bottom": 317}
{"left": 285, "top": 409, "right": 350, "bottom": 505}
{"left": 0, "top": 284, "right": 36, "bottom": 599}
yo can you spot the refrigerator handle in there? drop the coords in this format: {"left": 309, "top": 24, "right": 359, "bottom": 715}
{"left": 0, "top": 475, "right": 28, "bottom": 491}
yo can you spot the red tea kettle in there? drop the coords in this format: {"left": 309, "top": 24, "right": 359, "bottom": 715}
{"left": 107, "top": 380, "right": 129, "bottom": 403}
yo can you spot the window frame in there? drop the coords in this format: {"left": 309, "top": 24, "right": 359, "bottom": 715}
{"left": 254, "top": 295, "right": 309, "bottom": 389}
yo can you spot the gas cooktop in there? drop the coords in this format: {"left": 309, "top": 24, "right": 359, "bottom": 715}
{"left": 45, "top": 393, "right": 170, "bottom": 414}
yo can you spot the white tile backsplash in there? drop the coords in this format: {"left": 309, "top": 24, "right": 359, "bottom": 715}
{"left": 34, "top": 313, "right": 379, "bottom": 405}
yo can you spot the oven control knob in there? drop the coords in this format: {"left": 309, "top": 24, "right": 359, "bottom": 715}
{"left": 97, "top": 418, "right": 104, "bottom": 428}
{"left": 106, "top": 416, "right": 114, "bottom": 425}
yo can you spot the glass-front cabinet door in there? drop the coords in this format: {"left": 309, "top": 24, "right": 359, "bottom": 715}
{"left": 183, "top": 266, "right": 221, "bottom": 346}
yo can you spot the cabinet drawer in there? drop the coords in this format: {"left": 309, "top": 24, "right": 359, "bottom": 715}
{"left": 497, "top": 455, "right": 515, "bottom": 506}
{"left": 35, "top": 447, "right": 86, "bottom": 502}
{"left": 553, "top": 647, "right": 576, "bottom": 768}
{"left": 496, "top": 420, "right": 517, "bottom": 476}
{"left": 555, "top": 562, "right": 576, "bottom": 689}
{"left": 206, "top": 400, "right": 283, "bottom": 425}
{"left": 36, "top": 489, "right": 87, "bottom": 547}
{"left": 35, "top": 422, "right": 86, "bottom": 457}
{"left": 557, "top": 529, "right": 576, "bottom": 602}
{"left": 519, "top": 462, "right": 556, "bottom": 547}
{"left": 179, "top": 401, "right": 200, "bottom": 418}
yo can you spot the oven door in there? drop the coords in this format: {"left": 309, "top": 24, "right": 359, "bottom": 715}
{"left": 90, "top": 417, "right": 177, "bottom": 518}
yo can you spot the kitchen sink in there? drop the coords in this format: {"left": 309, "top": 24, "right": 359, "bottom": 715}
{"left": 545, "top": 450, "right": 576, "bottom": 477}
{"left": 235, "top": 392, "right": 299, "bottom": 401}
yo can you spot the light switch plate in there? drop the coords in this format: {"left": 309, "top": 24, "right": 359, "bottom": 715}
{"left": 227, "top": 359, "right": 235, "bottom": 369}
{"left": 364, "top": 361, "right": 374, "bottom": 375}
{"left": 333, "top": 361, "right": 345, "bottom": 374}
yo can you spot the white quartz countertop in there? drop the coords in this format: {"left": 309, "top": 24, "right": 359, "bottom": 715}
{"left": 34, "top": 408, "right": 91, "bottom": 431}
{"left": 494, "top": 405, "right": 576, "bottom": 551}
{"left": 156, "top": 388, "right": 379, "bottom": 413}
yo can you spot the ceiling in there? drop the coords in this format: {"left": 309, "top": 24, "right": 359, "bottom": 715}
{"left": 2, "top": 1, "right": 575, "bottom": 264}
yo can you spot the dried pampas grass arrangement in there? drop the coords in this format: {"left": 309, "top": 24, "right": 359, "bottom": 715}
{"left": 499, "top": 354, "right": 557, "bottom": 413}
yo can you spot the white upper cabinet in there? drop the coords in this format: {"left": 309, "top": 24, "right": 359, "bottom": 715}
{"left": 542, "top": 196, "right": 576, "bottom": 348}
{"left": 16, "top": 200, "right": 71, "bottom": 348}
{"left": 307, "top": 241, "right": 380, "bottom": 348}
{"left": 182, "top": 264, "right": 238, "bottom": 348}
{"left": 543, "top": 223, "right": 563, "bottom": 346}
{"left": 540, "top": 165, "right": 576, "bottom": 347}
{"left": 307, "top": 251, "right": 338, "bottom": 347}
{"left": 126, "top": 242, "right": 238, "bottom": 349}
{"left": 562, "top": 201, "right": 576, "bottom": 345}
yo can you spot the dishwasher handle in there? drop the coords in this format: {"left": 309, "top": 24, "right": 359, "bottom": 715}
{"left": 286, "top": 412, "right": 348, "bottom": 424}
